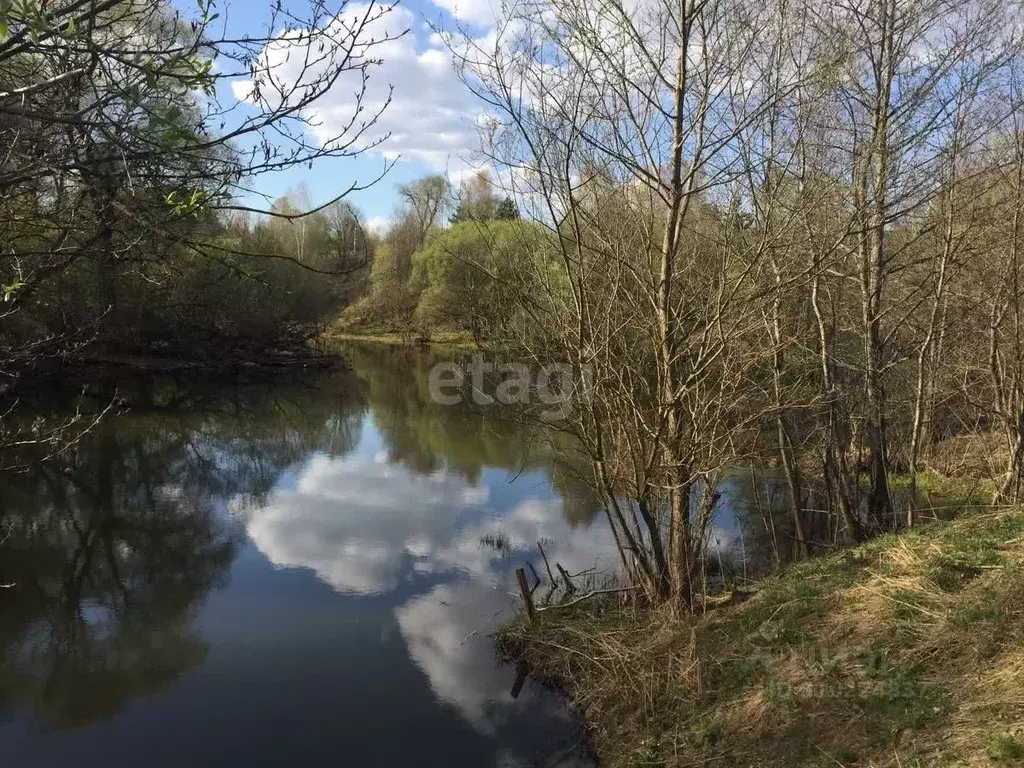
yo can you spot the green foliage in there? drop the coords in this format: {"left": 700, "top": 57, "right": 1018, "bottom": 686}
{"left": 0, "top": 0, "right": 47, "bottom": 42}
{"left": 495, "top": 197, "right": 519, "bottom": 220}
{"left": 3, "top": 278, "right": 25, "bottom": 303}
{"left": 0, "top": 0, "right": 391, "bottom": 377}
{"left": 411, "top": 219, "right": 545, "bottom": 338}
{"left": 987, "top": 734, "right": 1024, "bottom": 763}
{"left": 344, "top": 192, "right": 548, "bottom": 342}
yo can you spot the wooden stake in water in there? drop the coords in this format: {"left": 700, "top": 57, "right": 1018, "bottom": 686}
{"left": 514, "top": 567, "right": 536, "bottom": 624}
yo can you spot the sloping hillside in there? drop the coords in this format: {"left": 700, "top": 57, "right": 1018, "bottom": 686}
{"left": 498, "top": 510, "right": 1024, "bottom": 766}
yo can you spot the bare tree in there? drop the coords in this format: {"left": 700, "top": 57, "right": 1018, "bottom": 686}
{"left": 449, "top": 0, "right": 811, "bottom": 606}
{"left": 978, "top": 65, "right": 1024, "bottom": 502}
{"left": 397, "top": 174, "right": 452, "bottom": 246}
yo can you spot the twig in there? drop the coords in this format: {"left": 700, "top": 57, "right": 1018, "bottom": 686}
{"left": 537, "top": 541, "right": 557, "bottom": 586}
{"left": 556, "top": 562, "right": 576, "bottom": 593}
{"left": 526, "top": 561, "right": 541, "bottom": 594}
{"left": 537, "top": 585, "right": 640, "bottom": 612}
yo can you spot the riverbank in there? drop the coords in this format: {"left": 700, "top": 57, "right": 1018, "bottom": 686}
{"left": 326, "top": 329, "right": 483, "bottom": 352}
{"left": 498, "top": 500, "right": 1024, "bottom": 766}
{"left": 1, "top": 350, "right": 346, "bottom": 409}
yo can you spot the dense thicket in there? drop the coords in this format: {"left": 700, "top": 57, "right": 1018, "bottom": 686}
{"left": 436, "top": 0, "right": 1024, "bottom": 608}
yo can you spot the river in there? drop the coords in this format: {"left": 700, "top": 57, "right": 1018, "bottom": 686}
{"left": 0, "top": 343, "right": 787, "bottom": 766}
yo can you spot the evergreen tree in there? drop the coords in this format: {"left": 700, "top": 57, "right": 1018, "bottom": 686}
{"left": 495, "top": 197, "right": 519, "bottom": 220}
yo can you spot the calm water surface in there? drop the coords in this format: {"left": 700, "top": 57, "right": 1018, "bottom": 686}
{"left": 0, "top": 344, "right": 788, "bottom": 767}
{"left": 0, "top": 345, "right": 621, "bottom": 767}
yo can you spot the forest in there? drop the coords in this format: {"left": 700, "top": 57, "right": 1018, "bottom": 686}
{"left": 3, "top": 0, "right": 1024, "bottom": 601}
{"left": 4, "top": 0, "right": 1024, "bottom": 763}
{"left": 0, "top": 0, "right": 389, "bottom": 371}
{"left": 1, "top": 0, "right": 1023, "bottom": 591}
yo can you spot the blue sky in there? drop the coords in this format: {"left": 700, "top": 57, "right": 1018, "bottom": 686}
{"left": 190, "top": 0, "right": 497, "bottom": 228}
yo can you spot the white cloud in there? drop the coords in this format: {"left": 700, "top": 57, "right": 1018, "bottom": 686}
{"left": 241, "top": 445, "right": 617, "bottom": 596}
{"left": 396, "top": 580, "right": 593, "bottom": 760}
{"left": 364, "top": 215, "right": 390, "bottom": 235}
{"left": 428, "top": 498, "right": 616, "bottom": 582}
{"left": 391, "top": 498, "right": 614, "bottom": 738}
{"left": 395, "top": 581, "right": 517, "bottom": 733}
{"left": 231, "top": 4, "right": 485, "bottom": 172}
{"left": 240, "top": 451, "right": 616, "bottom": 737}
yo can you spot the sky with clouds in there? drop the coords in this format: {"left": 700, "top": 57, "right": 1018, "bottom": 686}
{"left": 203, "top": 0, "right": 499, "bottom": 226}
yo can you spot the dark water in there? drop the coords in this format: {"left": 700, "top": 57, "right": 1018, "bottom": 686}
{"left": 0, "top": 344, "right": 792, "bottom": 767}
{"left": 0, "top": 345, "right": 619, "bottom": 767}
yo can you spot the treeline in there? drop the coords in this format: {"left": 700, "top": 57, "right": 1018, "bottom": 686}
{"left": 341, "top": 171, "right": 533, "bottom": 340}
{"left": 4, "top": 189, "right": 371, "bottom": 365}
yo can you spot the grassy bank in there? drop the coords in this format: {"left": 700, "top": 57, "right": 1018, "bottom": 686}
{"left": 498, "top": 507, "right": 1024, "bottom": 766}
{"left": 325, "top": 329, "right": 483, "bottom": 352}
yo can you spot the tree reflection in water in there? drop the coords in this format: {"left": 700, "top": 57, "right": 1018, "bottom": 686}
{"left": 0, "top": 371, "right": 368, "bottom": 728}
{"left": 346, "top": 342, "right": 603, "bottom": 526}
{"left": 0, "top": 351, "right": 609, "bottom": 766}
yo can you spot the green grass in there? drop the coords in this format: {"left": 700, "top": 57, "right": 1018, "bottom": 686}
{"left": 324, "top": 329, "right": 484, "bottom": 352}
{"left": 497, "top": 506, "right": 1024, "bottom": 767}
{"left": 987, "top": 734, "right": 1024, "bottom": 763}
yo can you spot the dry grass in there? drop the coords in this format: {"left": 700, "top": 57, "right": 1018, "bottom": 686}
{"left": 927, "top": 432, "right": 1008, "bottom": 485}
{"left": 497, "top": 510, "right": 1024, "bottom": 767}
{"left": 324, "top": 328, "right": 486, "bottom": 352}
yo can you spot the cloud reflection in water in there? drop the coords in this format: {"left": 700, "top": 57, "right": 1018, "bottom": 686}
{"left": 243, "top": 448, "right": 612, "bottom": 751}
